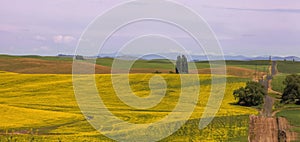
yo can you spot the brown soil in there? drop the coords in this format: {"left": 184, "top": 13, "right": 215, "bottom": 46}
{"left": 277, "top": 117, "right": 298, "bottom": 142}
{"left": 193, "top": 66, "right": 264, "bottom": 78}
{"left": 249, "top": 116, "right": 296, "bottom": 142}
{"left": 0, "top": 58, "right": 111, "bottom": 74}
{"left": 249, "top": 115, "right": 278, "bottom": 142}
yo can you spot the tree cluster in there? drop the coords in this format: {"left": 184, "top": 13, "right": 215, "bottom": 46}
{"left": 233, "top": 81, "right": 267, "bottom": 106}
{"left": 75, "top": 55, "right": 84, "bottom": 60}
{"left": 281, "top": 74, "right": 300, "bottom": 104}
{"left": 175, "top": 55, "right": 188, "bottom": 74}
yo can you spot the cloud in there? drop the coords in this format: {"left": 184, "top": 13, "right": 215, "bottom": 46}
{"left": 33, "top": 46, "right": 50, "bottom": 52}
{"left": 0, "top": 24, "right": 30, "bottom": 33}
{"left": 53, "top": 35, "right": 75, "bottom": 44}
{"left": 241, "top": 34, "right": 256, "bottom": 37}
{"left": 228, "top": 8, "right": 300, "bottom": 13}
{"left": 34, "top": 35, "right": 47, "bottom": 41}
{"left": 207, "top": 6, "right": 300, "bottom": 14}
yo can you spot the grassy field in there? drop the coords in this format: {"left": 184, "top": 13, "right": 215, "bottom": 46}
{"left": 277, "top": 61, "right": 300, "bottom": 74}
{"left": 276, "top": 109, "right": 300, "bottom": 134}
{"left": 97, "top": 58, "right": 176, "bottom": 69}
{"left": 0, "top": 71, "right": 257, "bottom": 141}
{"left": 271, "top": 73, "right": 300, "bottom": 94}
{"left": 222, "top": 60, "right": 269, "bottom": 72}
{"left": 271, "top": 73, "right": 287, "bottom": 93}
{"left": 98, "top": 58, "right": 270, "bottom": 71}
{"left": 271, "top": 61, "right": 300, "bottom": 93}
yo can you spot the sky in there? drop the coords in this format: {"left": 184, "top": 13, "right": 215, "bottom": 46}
{"left": 0, "top": 0, "right": 300, "bottom": 57}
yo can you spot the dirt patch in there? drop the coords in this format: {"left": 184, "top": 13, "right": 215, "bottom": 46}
{"left": 249, "top": 115, "right": 297, "bottom": 142}
{"left": 249, "top": 115, "right": 278, "bottom": 142}
{"left": 0, "top": 58, "right": 111, "bottom": 74}
{"left": 193, "top": 66, "right": 265, "bottom": 78}
{"left": 277, "top": 117, "right": 298, "bottom": 142}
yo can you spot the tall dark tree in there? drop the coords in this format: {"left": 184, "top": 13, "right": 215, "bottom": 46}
{"left": 175, "top": 55, "right": 189, "bottom": 74}
{"left": 176, "top": 56, "right": 182, "bottom": 74}
{"left": 233, "top": 81, "right": 267, "bottom": 106}
{"left": 182, "top": 55, "right": 188, "bottom": 73}
{"left": 281, "top": 74, "right": 300, "bottom": 104}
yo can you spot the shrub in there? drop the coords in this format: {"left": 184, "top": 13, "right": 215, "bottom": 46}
{"left": 233, "top": 81, "right": 267, "bottom": 106}
{"left": 281, "top": 74, "right": 300, "bottom": 104}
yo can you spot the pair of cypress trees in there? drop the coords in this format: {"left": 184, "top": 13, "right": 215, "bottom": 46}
{"left": 175, "top": 55, "right": 188, "bottom": 74}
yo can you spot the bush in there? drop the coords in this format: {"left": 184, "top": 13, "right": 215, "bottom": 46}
{"left": 281, "top": 74, "right": 300, "bottom": 104}
{"left": 153, "top": 70, "right": 162, "bottom": 74}
{"left": 233, "top": 81, "right": 267, "bottom": 106}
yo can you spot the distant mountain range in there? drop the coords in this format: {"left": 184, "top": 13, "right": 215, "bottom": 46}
{"left": 96, "top": 53, "right": 300, "bottom": 61}
{"left": 191, "top": 55, "right": 300, "bottom": 62}
{"left": 59, "top": 53, "right": 300, "bottom": 61}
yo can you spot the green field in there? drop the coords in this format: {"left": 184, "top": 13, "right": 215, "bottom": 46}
{"left": 0, "top": 71, "right": 257, "bottom": 141}
{"left": 223, "top": 60, "right": 270, "bottom": 72}
{"left": 271, "top": 73, "right": 300, "bottom": 94}
{"left": 0, "top": 54, "right": 74, "bottom": 61}
{"left": 97, "top": 58, "right": 176, "bottom": 69}
{"left": 97, "top": 58, "right": 270, "bottom": 71}
{"left": 271, "top": 61, "right": 300, "bottom": 94}
{"left": 271, "top": 73, "right": 287, "bottom": 93}
{"left": 277, "top": 61, "right": 300, "bottom": 74}
{"left": 276, "top": 109, "right": 300, "bottom": 134}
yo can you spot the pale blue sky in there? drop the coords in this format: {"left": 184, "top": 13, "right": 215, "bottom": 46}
{"left": 0, "top": 0, "right": 300, "bottom": 57}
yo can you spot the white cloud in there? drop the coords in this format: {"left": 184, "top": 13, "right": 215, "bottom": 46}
{"left": 53, "top": 35, "right": 75, "bottom": 44}
{"left": 63, "top": 35, "right": 76, "bottom": 43}
{"left": 34, "top": 35, "right": 47, "bottom": 41}
{"left": 33, "top": 46, "right": 50, "bottom": 52}
{"left": 0, "top": 24, "right": 26, "bottom": 33}
{"left": 53, "top": 35, "right": 63, "bottom": 43}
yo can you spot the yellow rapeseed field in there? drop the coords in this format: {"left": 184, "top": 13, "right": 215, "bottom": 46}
{"left": 0, "top": 71, "right": 257, "bottom": 141}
